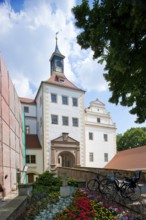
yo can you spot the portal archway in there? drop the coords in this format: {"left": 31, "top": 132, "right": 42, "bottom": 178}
{"left": 58, "top": 151, "right": 75, "bottom": 168}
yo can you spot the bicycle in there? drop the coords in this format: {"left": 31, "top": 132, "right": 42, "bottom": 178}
{"left": 99, "top": 170, "right": 142, "bottom": 202}
{"left": 86, "top": 173, "right": 102, "bottom": 194}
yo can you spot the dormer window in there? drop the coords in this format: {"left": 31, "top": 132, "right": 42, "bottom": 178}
{"left": 59, "top": 78, "right": 64, "bottom": 82}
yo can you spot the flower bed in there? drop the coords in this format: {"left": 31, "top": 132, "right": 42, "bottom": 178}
{"left": 17, "top": 187, "right": 141, "bottom": 219}
{"left": 54, "top": 189, "right": 138, "bottom": 220}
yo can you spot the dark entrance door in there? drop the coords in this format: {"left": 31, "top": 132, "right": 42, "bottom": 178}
{"left": 28, "top": 173, "right": 34, "bottom": 183}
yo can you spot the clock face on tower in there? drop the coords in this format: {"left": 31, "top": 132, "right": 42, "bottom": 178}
{"left": 55, "top": 60, "right": 63, "bottom": 73}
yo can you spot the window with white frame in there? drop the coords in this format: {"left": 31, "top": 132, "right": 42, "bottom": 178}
{"left": 72, "top": 97, "right": 78, "bottom": 106}
{"left": 51, "top": 115, "right": 58, "bottom": 124}
{"left": 25, "top": 125, "right": 30, "bottom": 134}
{"left": 104, "top": 134, "right": 108, "bottom": 141}
{"left": 62, "top": 116, "right": 69, "bottom": 126}
{"left": 51, "top": 93, "right": 57, "bottom": 103}
{"left": 89, "top": 152, "right": 94, "bottom": 162}
{"left": 97, "top": 118, "right": 100, "bottom": 123}
{"left": 89, "top": 132, "right": 93, "bottom": 140}
{"left": 62, "top": 96, "right": 68, "bottom": 105}
{"left": 26, "top": 155, "right": 36, "bottom": 164}
{"left": 104, "top": 153, "right": 108, "bottom": 162}
{"left": 24, "top": 106, "right": 29, "bottom": 113}
{"left": 72, "top": 118, "right": 78, "bottom": 127}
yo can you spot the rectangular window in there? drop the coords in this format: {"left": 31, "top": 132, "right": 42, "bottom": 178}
{"left": 89, "top": 132, "right": 93, "bottom": 140}
{"left": 25, "top": 125, "right": 30, "bottom": 134}
{"left": 89, "top": 152, "right": 94, "bottom": 162}
{"left": 51, "top": 115, "right": 58, "bottom": 124}
{"left": 26, "top": 155, "right": 36, "bottom": 164}
{"left": 62, "top": 116, "right": 69, "bottom": 126}
{"left": 104, "top": 153, "right": 108, "bottom": 162}
{"left": 72, "top": 97, "right": 78, "bottom": 107}
{"left": 104, "top": 134, "right": 108, "bottom": 142}
{"left": 97, "top": 118, "right": 100, "bottom": 123}
{"left": 51, "top": 93, "right": 57, "bottom": 103}
{"left": 62, "top": 96, "right": 68, "bottom": 105}
{"left": 24, "top": 106, "right": 29, "bottom": 113}
{"left": 59, "top": 78, "right": 64, "bottom": 82}
{"left": 72, "top": 118, "right": 78, "bottom": 127}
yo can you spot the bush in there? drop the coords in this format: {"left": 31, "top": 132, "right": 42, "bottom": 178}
{"left": 67, "top": 178, "right": 78, "bottom": 187}
{"left": 33, "top": 171, "right": 62, "bottom": 194}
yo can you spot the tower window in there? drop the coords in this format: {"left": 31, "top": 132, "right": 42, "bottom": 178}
{"left": 51, "top": 93, "right": 57, "bottom": 103}
{"left": 51, "top": 115, "right": 58, "bottom": 124}
{"left": 62, "top": 96, "right": 68, "bottom": 105}
{"left": 72, "top": 118, "right": 78, "bottom": 127}
{"left": 72, "top": 98, "right": 78, "bottom": 106}
{"left": 97, "top": 118, "right": 100, "bottom": 123}
{"left": 89, "top": 132, "right": 93, "bottom": 140}
{"left": 62, "top": 116, "right": 69, "bottom": 126}
{"left": 104, "top": 134, "right": 108, "bottom": 142}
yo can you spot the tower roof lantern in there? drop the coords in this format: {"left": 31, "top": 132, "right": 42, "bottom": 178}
{"left": 49, "top": 32, "right": 65, "bottom": 61}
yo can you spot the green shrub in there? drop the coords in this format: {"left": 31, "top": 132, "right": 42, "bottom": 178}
{"left": 33, "top": 171, "right": 62, "bottom": 194}
{"left": 67, "top": 178, "right": 78, "bottom": 187}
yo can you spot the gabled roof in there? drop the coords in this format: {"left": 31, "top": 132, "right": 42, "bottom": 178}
{"left": 43, "top": 73, "right": 85, "bottom": 92}
{"left": 105, "top": 146, "right": 146, "bottom": 171}
{"left": 51, "top": 132, "right": 79, "bottom": 145}
{"left": 19, "top": 97, "right": 36, "bottom": 105}
{"left": 26, "top": 135, "right": 42, "bottom": 149}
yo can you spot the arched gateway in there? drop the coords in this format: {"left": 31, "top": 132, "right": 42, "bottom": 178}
{"left": 51, "top": 133, "right": 80, "bottom": 170}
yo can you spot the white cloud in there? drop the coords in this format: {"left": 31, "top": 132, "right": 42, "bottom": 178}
{"left": 0, "top": 0, "right": 108, "bottom": 98}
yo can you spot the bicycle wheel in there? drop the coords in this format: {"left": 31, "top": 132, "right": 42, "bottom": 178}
{"left": 86, "top": 179, "right": 99, "bottom": 192}
{"left": 122, "top": 185, "right": 141, "bottom": 201}
{"left": 99, "top": 179, "right": 116, "bottom": 200}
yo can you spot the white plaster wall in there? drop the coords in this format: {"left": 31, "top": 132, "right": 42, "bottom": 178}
{"left": 43, "top": 83, "right": 85, "bottom": 170}
{"left": 85, "top": 126, "right": 116, "bottom": 167}
{"left": 85, "top": 100, "right": 116, "bottom": 168}
{"left": 26, "top": 149, "right": 43, "bottom": 174}
{"left": 21, "top": 104, "right": 36, "bottom": 117}
{"left": 25, "top": 118, "right": 37, "bottom": 134}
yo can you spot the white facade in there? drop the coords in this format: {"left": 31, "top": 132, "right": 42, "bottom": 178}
{"left": 20, "top": 42, "right": 117, "bottom": 178}
{"left": 85, "top": 99, "right": 116, "bottom": 167}
{"left": 37, "top": 82, "right": 85, "bottom": 170}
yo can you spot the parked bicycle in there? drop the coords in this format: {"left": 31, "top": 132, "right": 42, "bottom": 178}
{"left": 99, "top": 170, "right": 142, "bottom": 202}
{"left": 86, "top": 173, "right": 102, "bottom": 193}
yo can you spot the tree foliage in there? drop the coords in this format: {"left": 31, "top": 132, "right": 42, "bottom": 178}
{"left": 72, "top": 0, "right": 146, "bottom": 123}
{"left": 117, "top": 127, "right": 146, "bottom": 151}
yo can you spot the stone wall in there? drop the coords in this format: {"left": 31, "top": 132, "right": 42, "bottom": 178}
{"left": 56, "top": 167, "right": 146, "bottom": 183}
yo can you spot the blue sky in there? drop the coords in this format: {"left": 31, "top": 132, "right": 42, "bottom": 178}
{"left": 0, "top": 0, "right": 145, "bottom": 134}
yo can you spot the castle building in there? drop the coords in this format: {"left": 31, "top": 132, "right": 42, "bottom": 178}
{"left": 20, "top": 39, "right": 117, "bottom": 182}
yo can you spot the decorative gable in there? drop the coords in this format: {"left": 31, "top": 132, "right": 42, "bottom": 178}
{"left": 51, "top": 132, "right": 79, "bottom": 145}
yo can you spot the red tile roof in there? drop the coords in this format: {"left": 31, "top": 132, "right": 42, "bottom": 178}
{"left": 44, "top": 73, "right": 85, "bottom": 92}
{"left": 19, "top": 97, "right": 36, "bottom": 104}
{"left": 105, "top": 146, "right": 146, "bottom": 171}
{"left": 26, "top": 135, "right": 41, "bottom": 149}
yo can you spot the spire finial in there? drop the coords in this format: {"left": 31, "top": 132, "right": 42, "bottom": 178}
{"left": 55, "top": 31, "right": 59, "bottom": 45}
{"left": 55, "top": 31, "right": 61, "bottom": 54}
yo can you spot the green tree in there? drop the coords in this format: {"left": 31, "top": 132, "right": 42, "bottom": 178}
{"left": 117, "top": 127, "right": 146, "bottom": 151}
{"left": 72, "top": 0, "right": 146, "bottom": 123}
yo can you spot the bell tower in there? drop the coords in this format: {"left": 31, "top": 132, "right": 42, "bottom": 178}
{"left": 50, "top": 33, "right": 65, "bottom": 75}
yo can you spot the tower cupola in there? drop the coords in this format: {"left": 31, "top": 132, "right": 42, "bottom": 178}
{"left": 50, "top": 33, "right": 65, "bottom": 75}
